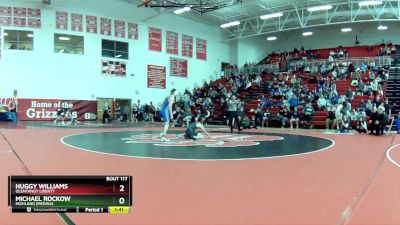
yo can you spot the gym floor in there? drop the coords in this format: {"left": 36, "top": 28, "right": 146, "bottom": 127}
{"left": 1, "top": 121, "right": 400, "bottom": 225}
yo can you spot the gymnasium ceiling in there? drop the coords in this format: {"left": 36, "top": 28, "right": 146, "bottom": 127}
{"left": 122, "top": 0, "right": 400, "bottom": 40}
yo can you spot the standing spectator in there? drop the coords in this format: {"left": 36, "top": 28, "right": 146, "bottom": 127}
{"left": 369, "top": 108, "right": 385, "bottom": 135}
{"left": 227, "top": 95, "right": 241, "bottom": 133}
{"left": 102, "top": 101, "right": 110, "bottom": 124}
{"left": 303, "top": 103, "right": 314, "bottom": 128}
{"left": 290, "top": 107, "right": 300, "bottom": 129}
{"left": 132, "top": 103, "right": 139, "bottom": 123}
{"left": 289, "top": 95, "right": 299, "bottom": 111}
{"left": 396, "top": 112, "right": 400, "bottom": 134}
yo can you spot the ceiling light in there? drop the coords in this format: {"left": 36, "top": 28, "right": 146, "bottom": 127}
{"left": 116, "top": 54, "right": 122, "bottom": 58}
{"left": 341, "top": 28, "right": 352, "bottom": 32}
{"left": 378, "top": 25, "right": 387, "bottom": 30}
{"left": 260, "top": 12, "right": 283, "bottom": 20}
{"left": 174, "top": 6, "right": 191, "bottom": 14}
{"left": 358, "top": 1, "right": 383, "bottom": 6}
{"left": 58, "top": 36, "right": 70, "bottom": 41}
{"left": 59, "top": 49, "right": 65, "bottom": 53}
{"left": 220, "top": 21, "right": 240, "bottom": 28}
{"left": 4, "top": 33, "right": 8, "bottom": 36}
{"left": 303, "top": 31, "right": 313, "bottom": 36}
{"left": 267, "top": 36, "right": 277, "bottom": 41}
{"left": 27, "top": 34, "right": 33, "bottom": 38}
{"left": 307, "top": 5, "right": 333, "bottom": 12}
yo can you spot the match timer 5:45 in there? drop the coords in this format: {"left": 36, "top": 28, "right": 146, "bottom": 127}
{"left": 8, "top": 176, "right": 133, "bottom": 213}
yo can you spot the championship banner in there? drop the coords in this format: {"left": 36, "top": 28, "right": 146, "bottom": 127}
{"left": 147, "top": 65, "right": 166, "bottom": 89}
{"left": 0, "top": 17, "right": 11, "bottom": 26}
{"left": 71, "top": 13, "right": 83, "bottom": 32}
{"left": 100, "top": 18, "right": 111, "bottom": 36}
{"left": 56, "top": 11, "right": 68, "bottom": 30}
{"left": 102, "top": 60, "right": 126, "bottom": 77}
{"left": 13, "top": 17, "right": 26, "bottom": 27}
{"left": 0, "top": 6, "right": 12, "bottom": 16}
{"left": 13, "top": 7, "right": 26, "bottom": 17}
{"left": 27, "top": 8, "right": 41, "bottom": 18}
{"left": 128, "top": 22, "right": 138, "bottom": 40}
{"left": 170, "top": 58, "right": 187, "bottom": 77}
{"left": 27, "top": 18, "right": 41, "bottom": 28}
{"left": 114, "top": 20, "right": 125, "bottom": 38}
{"left": 196, "top": 38, "right": 207, "bottom": 61}
{"left": 148, "top": 27, "right": 162, "bottom": 52}
{"left": 86, "top": 15, "right": 98, "bottom": 33}
{"left": 182, "top": 34, "right": 193, "bottom": 58}
{"left": 166, "top": 31, "right": 178, "bottom": 55}
{"left": 17, "top": 99, "right": 97, "bottom": 121}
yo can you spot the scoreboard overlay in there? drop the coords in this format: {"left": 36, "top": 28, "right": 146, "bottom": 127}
{"left": 8, "top": 176, "right": 132, "bottom": 213}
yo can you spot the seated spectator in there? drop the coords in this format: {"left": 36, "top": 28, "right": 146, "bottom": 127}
{"left": 326, "top": 106, "right": 336, "bottom": 130}
{"left": 250, "top": 115, "right": 257, "bottom": 129}
{"left": 340, "top": 115, "right": 351, "bottom": 133}
{"left": 350, "top": 109, "right": 359, "bottom": 126}
{"left": 346, "top": 88, "right": 354, "bottom": 101}
{"left": 290, "top": 107, "right": 300, "bottom": 129}
{"left": 317, "top": 95, "right": 327, "bottom": 110}
{"left": 356, "top": 117, "right": 368, "bottom": 133}
{"left": 279, "top": 106, "right": 291, "bottom": 128}
{"left": 263, "top": 109, "right": 271, "bottom": 127}
{"left": 182, "top": 108, "right": 192, "bottom": 127}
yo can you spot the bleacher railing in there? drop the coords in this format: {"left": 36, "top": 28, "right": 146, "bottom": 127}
{"left": 224, "top": 63, "right": 279, "bottom": 76}
{"left": 290, "top": 56, "right": 392, "bottom": 69}
{"left": 225, "top": 56, "right": 391, "bottom": 76}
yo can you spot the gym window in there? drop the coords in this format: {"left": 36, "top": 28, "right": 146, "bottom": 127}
{"left": 4, "top": 30, "right": 34, "bottom": 51}
{"left": 54, "top": 34, "right": 84, "bottom": 55}
{"left": 101, "top": 39, "right": 128, "bottom": 59}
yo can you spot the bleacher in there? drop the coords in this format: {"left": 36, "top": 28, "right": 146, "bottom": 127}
{"left": 207, "top": 45, "right": 391, "bottom": 128}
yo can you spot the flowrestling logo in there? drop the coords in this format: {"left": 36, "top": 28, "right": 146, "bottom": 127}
{"left": 121, "top": 133, "right": 284, "bottom": 148}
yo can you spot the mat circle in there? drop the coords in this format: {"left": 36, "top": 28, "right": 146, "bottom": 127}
{"left": 61, "top": 131, "right": 334, "bottom": 160}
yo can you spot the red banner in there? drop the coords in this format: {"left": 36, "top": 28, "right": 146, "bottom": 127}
{"left": 114, "top": 20, "right": 125, "bottom": 38}
{"left": 196, "top": 38, "right": 207, "bottom": 60}
{"left": 13, "top": 17, "right": 26, "bottom": 27}
{"left": 149, "top": 27, "right": 162, "bottom": 52}
{"left": 86, "top": 15, "right": 98, "bottom": 33}
{"left": 0, "top": 7, "right": 12, "bottom": 16}
{"left": 182, "top": 34, "right": 193, "bottom": 58}
{"left": 147, "top": 65, "right": 166, "bottom": 89}
{"left": 166, "top": 31, "right": 178, "bottom": 55}
{"left": 128, "top": 22, "right": 138, "bottom": 40}
{"left": 71, "top": 13, "right": 83, "bottom": 32}
{"left": 17, "top": 99, "right": 97, "bottom": 121}
{"left": 100, "top": 17, "right": 111, "bottom": 35}
{"left": 170, "top": 58, "right": 187, "bottom": 77}
{"left": 28, "top": 18, "right": 41, "bottom": 28}
{"left": 102, "top": 60, "right": 126, "bottom": 77}
{"left": 56, "top": 11, "right": 68, "bottom": 30}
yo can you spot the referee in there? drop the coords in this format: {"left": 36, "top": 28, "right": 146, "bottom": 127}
{"left": 227, "top": 95, "right": 241, "bottom": 133}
